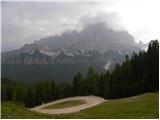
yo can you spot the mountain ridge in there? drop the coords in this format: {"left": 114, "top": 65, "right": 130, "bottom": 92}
{"left": 2, "top": 23, "right": 142, "bottom": 65}
{"left": 1, "top": 22, "right": 144, "bottom": 82}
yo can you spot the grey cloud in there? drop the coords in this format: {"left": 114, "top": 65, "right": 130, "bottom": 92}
{"left": 2, "top": 2, "right": 93, "bottom": 52}
{"left": 79, "top": 12, "right": 125, "bottom": 31}
{"left": 1, "top": 1, "right": 127, "bottom": 52}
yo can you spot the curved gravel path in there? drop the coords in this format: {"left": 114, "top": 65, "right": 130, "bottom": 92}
{"left": 30, "top": 96, "right": 106, "bottom": 114}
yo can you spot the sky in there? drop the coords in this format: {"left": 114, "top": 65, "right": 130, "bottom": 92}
{"left": 1, "top": 0, "right": 160, "bottom": 52}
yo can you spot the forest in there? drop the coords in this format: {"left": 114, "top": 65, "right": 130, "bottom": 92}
{"left": 1, "top": 40, "right": 159, "bottom": 108}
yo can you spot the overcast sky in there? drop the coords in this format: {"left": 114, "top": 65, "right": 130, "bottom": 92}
{"left": 2, "top": 0, "right": 160, "bottom": 52}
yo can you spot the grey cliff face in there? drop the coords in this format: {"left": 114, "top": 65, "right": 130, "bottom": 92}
{"left": 2, "top": 23, "right": 143, "bottom": 67}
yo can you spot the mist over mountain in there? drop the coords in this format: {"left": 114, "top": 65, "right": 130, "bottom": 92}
{"left": 34, "top": 23, "right": 137, "bottom": 50}
{"left": 2, "top": 22, "right": 144, "bottom": 83}
{"left": 2, "top": 23, "right": 141, "bottom": 61}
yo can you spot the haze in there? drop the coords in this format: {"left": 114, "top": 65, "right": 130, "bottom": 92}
{"left": 2, "top": 0, "right": 160, "bottom": 52}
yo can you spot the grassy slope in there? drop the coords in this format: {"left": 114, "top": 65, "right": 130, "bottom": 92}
{"left": 43, "top": 100, "right": 86, "bottom": 109}
{"left": 1, "top": 102, "right": 53, "bottom": 119}
{"left": 1, "top": 92, "right": 159, "bottom": 119}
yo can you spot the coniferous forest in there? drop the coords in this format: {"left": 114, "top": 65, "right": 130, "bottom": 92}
{"left": 1, "top": 40, "right": 159, "bottom": 108}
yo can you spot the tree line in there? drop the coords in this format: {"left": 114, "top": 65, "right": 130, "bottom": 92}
{"left": 1, "top": 40, "right": 159, "bottom": 107}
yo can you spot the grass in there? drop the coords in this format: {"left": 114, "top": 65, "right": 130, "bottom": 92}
{"left": 1, "top": 102, "right": 53, "bottom": 119}
{"left": 1, "top": 92, "right": 159, "bottom": 119}
{"left": 43, "top": 100, "right": 86, "bottom": 109}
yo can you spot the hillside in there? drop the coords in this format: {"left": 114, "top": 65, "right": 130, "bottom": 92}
{"left": 1, "top": 92, "right": 159, "bottom": 119}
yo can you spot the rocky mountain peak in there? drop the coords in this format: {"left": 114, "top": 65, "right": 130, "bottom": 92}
{"left": 2, "top": 22, "right": 143, "bottom": 66}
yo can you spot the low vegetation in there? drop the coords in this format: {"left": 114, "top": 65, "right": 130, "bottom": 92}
{"left": 43, "top": 100, "right": 86, "bottom": 109}
{"left": 1, "top": 102, "right": 52, "bottom": 119}
{"left": 1, "top": 93, "right": 158, "bottom": 119}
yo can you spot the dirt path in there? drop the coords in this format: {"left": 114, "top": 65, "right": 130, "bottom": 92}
{"left": 30, "top": 96, "right": 106, "bottom": 114}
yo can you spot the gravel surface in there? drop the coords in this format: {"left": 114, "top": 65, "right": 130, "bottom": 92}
{"left": 30, "top": 96, "right": 106, "bottom": 114}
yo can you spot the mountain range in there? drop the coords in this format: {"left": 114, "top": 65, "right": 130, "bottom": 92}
{"left": 2, "top": 22, "right": 145, "bottom": 83}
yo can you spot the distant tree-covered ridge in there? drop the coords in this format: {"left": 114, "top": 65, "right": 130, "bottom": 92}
{"left": 1, "top": 40, "right": 159, "bottom": 107}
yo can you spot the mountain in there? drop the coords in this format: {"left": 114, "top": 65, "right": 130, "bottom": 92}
{"left": 1, "top": 22, "right": 144, "bottom": 83}
{"left": 34, "top": 23, "right": 138, "bottom": 52}
{"left": 2, "top": 49, "right": 53, "bottom": 64}
{"left": 138, "top": 41, "right": 149, "bottom": 50}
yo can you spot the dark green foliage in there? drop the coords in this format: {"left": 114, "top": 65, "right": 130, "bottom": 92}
{"left": 72, "top": 40, "right": 158, "bottom": 98}
{"left": 107, "top": 40, "right": 159, "bottom": 98}
{"left": 73, "top": 72, "right": 84, "bottom": 95}
{"left": 2, "top": 63, "right": 105, "bottom": 83}
{"left": 72, "top": 67, "right": 99, "bottom": 96}
{"left": 147, "top": 40, "right": 159, "bottom": 91}
{"left": 85, "top": 66, "right": 98, "bottom": 95}
{"left": 1, "top": 78, "right": 73, "bottom": 107}
{"left": 1, "top": 40, "right": 159, "bottom": 107}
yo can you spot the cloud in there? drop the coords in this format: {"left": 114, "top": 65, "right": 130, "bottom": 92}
{"left": 0, "top": 1, "right": 129, "bottom": 52}
{"left": 2, "top": 1, "right": 93, "bottom": 51}
{"left": 79, "top": 12, "right": 125, "bottom": 31}
{"left": 2, "top": 1, "right": 159, "bottom": 51}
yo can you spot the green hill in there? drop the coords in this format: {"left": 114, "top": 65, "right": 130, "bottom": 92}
{"left": 1, "top": 92, "right": 159, "bottom": 119}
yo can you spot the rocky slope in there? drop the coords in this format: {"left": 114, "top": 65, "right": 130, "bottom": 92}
{"left": 2, "top": 23, "right": 142, "bottom": 67}
{"left": 1, "top": 22, "right": 144, "bottom": 82}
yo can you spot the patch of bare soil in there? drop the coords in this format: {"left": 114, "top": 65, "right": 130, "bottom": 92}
{"left": 30, "top": 96, "right": 106, "bottom": 114}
